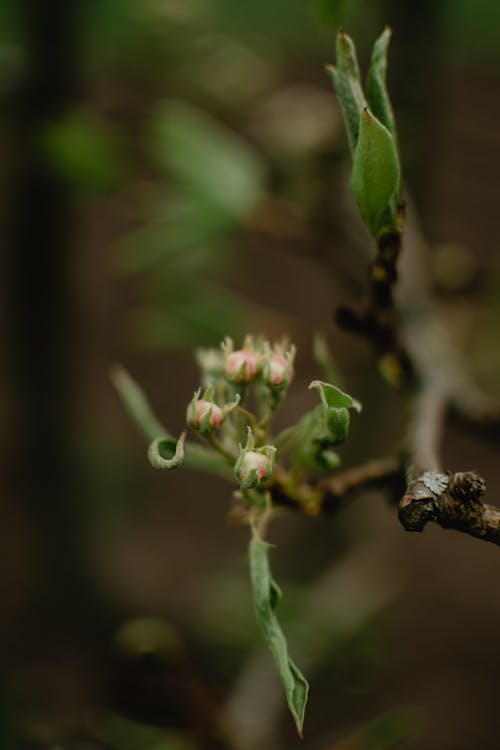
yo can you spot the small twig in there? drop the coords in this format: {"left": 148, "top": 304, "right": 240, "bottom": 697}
{"left": 317, "top": 455, "right": 404, "bottom": 508}
{"left": 268, "top": 456, "right": 403, "bottom": 515}
{"left": 335, "top": 210, "right": 414, "bottom": 384}
{"left": 332, "top": 195, "right": 500, "bottom": 546}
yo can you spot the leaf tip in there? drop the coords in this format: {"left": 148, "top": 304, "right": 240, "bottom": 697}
{"left": 308, "top": 380, "right": 322, "bottom": 395}
{"left": 109, "top": 363, "right": 126, "bottom": 389}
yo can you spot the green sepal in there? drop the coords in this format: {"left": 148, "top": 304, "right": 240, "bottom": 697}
{"left": 350, "top": 107, "right": 400, "bottom": 237}
{"left": 326, "top": 31, "right": 367, "bottom": 153}
{"left": 249, "top": 537, "right": 309, "bottom": 736}
{"left": 366, "top": 27, "right": 397, "bottom": 143}
{"left": 148, "top": 431, "right": 186, "bottom": 470}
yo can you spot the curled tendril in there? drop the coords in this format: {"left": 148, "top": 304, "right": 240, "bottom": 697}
{"left": 148, "top": 431, "right": 186, "bottom": 470}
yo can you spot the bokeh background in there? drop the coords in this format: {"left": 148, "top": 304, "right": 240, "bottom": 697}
{"left": 2, "top": 1, "right": 500, "bottom": 748}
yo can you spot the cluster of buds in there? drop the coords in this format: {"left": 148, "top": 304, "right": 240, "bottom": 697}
{"left": 181, "top": 336, "right": 360, "bottom": 493}
{"left": 184, "top": 336, "right": 296, "bottom": 494}
{"left": 234, "top": 427, "right": 277, "bottom": 489}
{"left": 221, "top": 335, "right": 295, "bottom": 390}
{"left": 186, "top": 384, "right": 240, "bottom": 435}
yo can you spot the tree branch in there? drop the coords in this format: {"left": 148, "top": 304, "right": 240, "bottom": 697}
{"left": 324, "top": 187, "right": 500, "bottom": 545}
{"left": 382, "top": 203, "right": 500, "bottom": 545}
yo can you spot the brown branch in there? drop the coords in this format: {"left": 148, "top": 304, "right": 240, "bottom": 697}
{"left": 391, "top": 203, "right": 500, "bottom": 545}
{"left": 317, "top": 455, "right": 404, "bottom": 508}
{"left": 335, "top": 210, "right": 414, "bottom": 385}
{"left": 399, "top": 470, "right": 500, "bottom": 545}
{"left": 332, "top": 197, "right": 500, "bottom": 546}
{"left": 268, "top": 456, "right": 404, "bottom": 516}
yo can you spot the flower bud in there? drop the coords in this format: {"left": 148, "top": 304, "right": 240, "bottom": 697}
{"left": 234, "top": 428, "right": 277, "bottom": 489}
{"left": 262, "top": 344, "right": 295, "bottom": 389}
{"left": 225, "top": 350, "right": 260, "bottom": 383}
{"left": 191, "top": 399, "right": 223, "bottom": 430}
{"left": 187, "top": 386, "right": 240, "bottom": 435}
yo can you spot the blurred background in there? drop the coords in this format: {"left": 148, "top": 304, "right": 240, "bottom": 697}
{"left": 2, "top": 0, "right": 500, "bottom": 748}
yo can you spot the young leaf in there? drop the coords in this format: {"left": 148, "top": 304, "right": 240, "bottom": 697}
{"left": 290, "top": 406, "right": 342, "bottom": 470}
{"left": 350, "top": 108, "right": 400, "bottom": 237}
{"left": 308, "top": 381, "right": 361, "bottom": 446}
{"left": 249, "top": 537, "right": 309, "bottom": 735}
{"left": 326, "top": 406, "right": 350, "bottom": 444}
{"left": 309, "top": 380, "right": 362, "bottom": 413}
{"left": 366, "top": 27, "right": 398, "bottom": 143}
{"left": 110, "top": 365, "right": 168, "bottom": 442}
{"left": 326, "top": 30, "right": 367, "bottom": 153}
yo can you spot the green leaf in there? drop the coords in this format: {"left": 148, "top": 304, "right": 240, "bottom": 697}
{"left": 350, "top": 108, "right": 400, "bottom": 237}
{"left": 111, "top": 367, "right": 233, "bottom": 479}
{"left": 307, "top": 380, "right": 361, "bottom": 447}
{"left": 366, "top": 27, "right": 397, "bottom": 143}
{"left": 326, "top": 407, "right": 350, "bottom": 444}
{"left": 148, "top": 432, "right": 186, "bottom": 470}
{"left": 309, "top": 380, "right": 362, "bottom": 412}
{"left": 326, "top": 30, "right": 367, "bottom": 153}
{"left": 110, "top": 365, "right": 168, "bottom": 442}
{"left": 249, "top": 537, "right": 309, "bottom": 735}
{"left": 149, "top": 101, "right": 265, "bottom": 220}
{"left": 290, "top": 404, "right": 343, "bottom": 469}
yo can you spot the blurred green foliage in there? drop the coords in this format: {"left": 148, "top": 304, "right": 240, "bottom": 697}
{"left": 442, "top": 0, "right": 500, "bottom": 59}
{"left": 39, "top": 110, "right": 125, "bottom": 190}
{"left": 150, "top": 103, "right": 264, "bottom": 221}
{"left": 6, "top": 0, "right": 496, "bottom": 353}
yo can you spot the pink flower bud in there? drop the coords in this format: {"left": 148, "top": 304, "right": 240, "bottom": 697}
{"left": 187, "top": 391, "right": 224, "bottom": 435}
{"left": 267, "top": 353, "right": 290, "bottom": 386}
{"left": 234, "top": 428, "right": 277, "bottom": 489}
{"left": 195, "top": 400, "right": 223, "bottom": 428}
{"left": 225, "top": 350, "right": 260, "bottom": 383}
{"left": 238, "top": 451, "right": 272, "bottom": 482}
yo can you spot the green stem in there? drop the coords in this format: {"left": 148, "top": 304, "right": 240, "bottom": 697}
{"left": 207, "top": 433, "right": 237, "bottom": 464}
{"left": 237, "top": 406, "right": 259, "bottom": 434}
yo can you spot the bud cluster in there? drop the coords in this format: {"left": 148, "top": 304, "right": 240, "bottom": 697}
{"left": 180, "top": 335, "right": 360, "bottom": 496}
{"left": 220, "top": 335, "right": 295, "bottom": 390}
